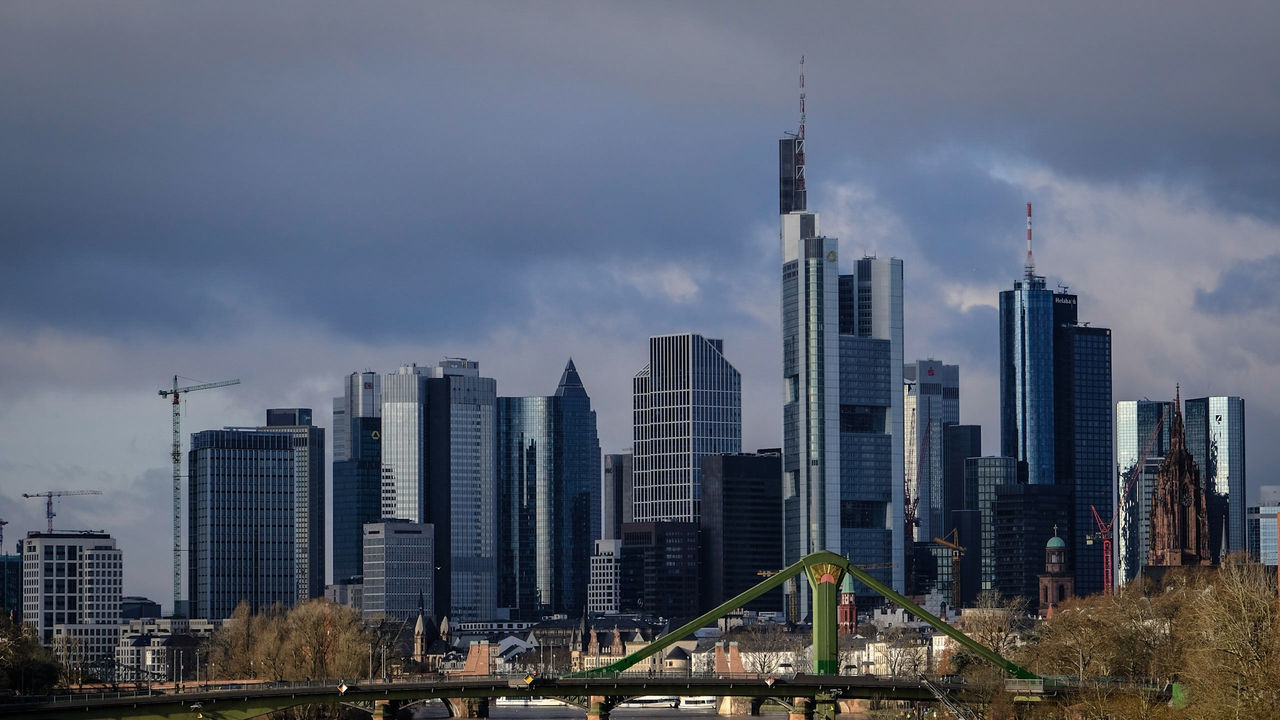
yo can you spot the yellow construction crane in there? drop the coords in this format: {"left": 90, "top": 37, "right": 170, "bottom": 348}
{"left": 158, "top": 375, "right": 240, "bottom": 616}
{"left": 22, "top": 489, "right": 103, "bottom": 533}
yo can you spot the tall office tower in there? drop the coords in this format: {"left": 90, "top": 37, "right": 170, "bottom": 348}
{"left": 964, "top": 457, "right": 1018, "bottom": 592}
{"left": 1052, "top": 300, "right": 1113, "bottom": 597}
{"left": 1246, "top": 486, "right": 1280, "bottom": 565}
{"left": 838, "top": 258, "right": 906, "bottom": 597}
{"left": 361, "top": 520, "right": 434, "bottom": 623}
{"left": 22, "top": 531, "right": 122, "bottom": 663}
{"left": 999, "top": 205, "right": 1112, "bottom": 595}
{"left": 904, "top": 359, "right": 960, "bottom": 543}
{"left": 260, "top": 409, "right": 326, "bottom": 602}
{"left": 333, "top": 372, "right": 382, "bottom": 584}
{"left": 942, "top": 425, "right": 982, "bottom": 530}
{"left": 999, "top": 275, "right": 1055, "bottom": 484}
{"left": 619, "top": 522, "right": 700, "bottom": 618}
{"left": 601, "top": 452, "right": 634, "bottom": 540}
{"left": 381, "top": 365, "right": 431, "bottom": 522}
{"left": 780, "top": 125, "right": 905, "bottom": 610}
{"left": 632, "top": 334, "right": 741, "bottom": 523}
{"left": 188, "top": 429, "right": 299, "bottom": 619}
{"left": 1184, "top": 396, "right": 1246, "bottom": 562}
{"left": 425, "top": 358, "right": 498, "bottom": 622}
{"left": 497, "top": 359, "right": 602, "bottom": 618}
{"left": 1115, "top": 400, "right": 1174, "bottom": 585}
{"left": 700, "top": 451, "right": 783, "bottom": 612}
{"left": 380, "top": 359, "right": 497, "bottom": 622}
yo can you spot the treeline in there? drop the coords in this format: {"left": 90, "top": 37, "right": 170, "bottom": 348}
{"left": 0, "top": 612, "right": 60, "bottom": 695}
{"left": 949, "top": 555, "right": 1280, "bottom": 719}
{"left": 208, "top": 600, "right": 374, "bottom": 682}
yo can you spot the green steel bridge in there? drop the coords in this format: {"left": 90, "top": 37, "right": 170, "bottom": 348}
{"left": 0, "top": 552, "right": 1168, "bottom": 720}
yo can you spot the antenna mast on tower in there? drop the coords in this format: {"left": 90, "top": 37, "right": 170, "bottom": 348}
{"left": 795, "top": 56, "right": 806, "bottom": 194}
{"left": 1024, "top": 202, "right": 1036, "bottom": 279}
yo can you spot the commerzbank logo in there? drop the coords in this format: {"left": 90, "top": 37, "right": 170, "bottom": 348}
{"left": 826, "top": 250, "right": 837, "bottom": 262}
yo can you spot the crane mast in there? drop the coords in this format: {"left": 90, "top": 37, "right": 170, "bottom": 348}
{"left": 158, "top": 375, "right": 239, "bottom": 616}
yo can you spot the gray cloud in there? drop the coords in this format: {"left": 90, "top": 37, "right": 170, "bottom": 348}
{"left": 1195, "top": 254, "right": 1280, "bottom": 316}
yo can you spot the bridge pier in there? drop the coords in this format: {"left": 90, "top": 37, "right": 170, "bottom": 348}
{"left": 587, "top": 694, "right": 614, "bottom": 720}
{"left": 446, "top": 697, "right": 490, "bottom": 718}
{"left": 789, "top": 696, "right": 813, "bottom": 720}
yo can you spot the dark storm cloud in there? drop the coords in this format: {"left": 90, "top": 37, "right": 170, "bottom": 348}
{"left": 2, "top": 1, "right": 1279, "bottom": 344}
{"left": 1195, "top": 254, "right": 1280, "bottom": 316}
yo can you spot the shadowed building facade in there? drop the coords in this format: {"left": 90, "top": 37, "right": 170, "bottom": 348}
{"left": 497, "top": 359, "right": 601, "bottom": 618}
{"left": 700, "top": 451, "right": 783, "bottom": 612}
{"left": 1184, "top": 395, "right": 1246, "bottom": 563}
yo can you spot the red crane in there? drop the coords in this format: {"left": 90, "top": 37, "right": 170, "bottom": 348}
{"left": 1092, "top": 406, "right": 1166, "bottom": 594}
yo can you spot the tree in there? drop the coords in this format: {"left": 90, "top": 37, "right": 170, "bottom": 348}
{"left": 0, "top": 612, "right": 60, "bottom": 695}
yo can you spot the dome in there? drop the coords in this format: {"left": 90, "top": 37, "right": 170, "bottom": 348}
{"left": 1046, "top": 535, "right": 1067, "bottom": 549}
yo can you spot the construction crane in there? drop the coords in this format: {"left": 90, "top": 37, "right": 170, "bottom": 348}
{"left": 933, "top": 531, "right": 966, "bottom": 608}
{"left": 1091, "top": 405, "right": 1167, "bottom": 594}
{"left": 904, "top": 407, "right": 921, "bottom": 542}
{"left": 158, "top": 375, "right": 240, "bottom": 616}
{"left": 22, "top": 490, "right": 103, "bottom": 533}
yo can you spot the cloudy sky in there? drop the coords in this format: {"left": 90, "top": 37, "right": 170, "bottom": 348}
{"left": 3, "top": 2, "right": 1278, "bottom": 611}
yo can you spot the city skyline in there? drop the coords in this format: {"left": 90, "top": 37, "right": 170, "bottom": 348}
{"left": 2, "top": 3, "right": 1278, "bottom": 610}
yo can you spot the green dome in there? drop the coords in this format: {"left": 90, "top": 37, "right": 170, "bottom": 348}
{"left": 1046, "top": 535, "right": 1067, "bottom": 549}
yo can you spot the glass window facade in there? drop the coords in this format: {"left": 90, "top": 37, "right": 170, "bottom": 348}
{"left": 496, "top": 360, "right": 601, "bottom": 618}
{"left": 1185, "top": 396, "right": 1246, "bottom": 562}
{"left": 632, "top": 334, "right": 741, "bottom": 523}
{"left": 998, "top": 279, "right": 1056, "bottom": 485}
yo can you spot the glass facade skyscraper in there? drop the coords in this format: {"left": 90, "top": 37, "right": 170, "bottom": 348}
{"left": 381, "top": 365, "right": 430, "bottom": 523}
{"left": 333, "top": 372, "right": 382, "bottom": 584}
{"left": 999, "top": 276, "right": 1056, "bottom": 485}
{"left": 1184, "top": 396, "right": 1246, "bottom": 562}
{"left": 496, "top": 359, "right": 601, "bottom": 618}
{"left": 261, "top": 409, "right": 326, "bottom": 602}
{"left": 904, "top": 359, "right": 959, "bottom": 543}
{"left": 998, "top": 224, "right": 1113, "bottom": 598}
{"left": 779, "top": 132, "right": 905, "bottom": 609}
{"left": 1115, "top": 399, "right": 1173, "bottom": 585}
{"left": 188, "top": 429, "right": 298, "bottom": 619}
{"left": 1247, "top": 486, "right": 1280, "bottom": 566}
{"left": 964, "top": 456, "right": 1017, "bottom": 592}
{"left": 601, "top": 452, "right": 633, "bottom": 540}
{"left": 632, "top": 334, "right": 741, "bottom": 523}
{"left": 1055, "top": 322, "right": 1112, "bottom": 597}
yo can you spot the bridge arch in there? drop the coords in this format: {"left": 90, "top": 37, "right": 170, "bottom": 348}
{"left": 572, "top": 550, "right": 1037, "bottom": 680}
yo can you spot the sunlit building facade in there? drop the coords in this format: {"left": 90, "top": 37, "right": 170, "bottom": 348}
{"left": 1184, "top": 396, "right": 1246, "bottom": 562}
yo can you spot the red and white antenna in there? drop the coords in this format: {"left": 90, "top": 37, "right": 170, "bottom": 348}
{"left": 1024, "top": 202, "right": 1035, "bottom": 279}
{"left": 795, "top": 56, "right": 806, "bottom": 192}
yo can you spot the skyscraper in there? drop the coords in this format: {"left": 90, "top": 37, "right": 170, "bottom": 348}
{"left": 964, "top": 456, "right": 1018, "bottom": 592}
{"left": 1246, "top": 486, "right": 1280, "bottom": 566}
{"left": 1115, "top": 399, "right": 1174, "bottom": 585}
{"left": 700, "top": 451, "right": 784, "bottom": 612}
{"left": 998, "top": 205, "right": 1112, "bottom": 596}
{"left": 188, "top": 428, "right": 299, "bottom": 619}
{"left": 261, "top": 409, "right": 326, "bottom": 602}
{"left": 632, "top": 334, "right": 741, "bottom": 523}
{"left": 424, "top": 358, "right": 498, "bottom": 622}
{"left": 780, "top": 127, "right": 905, "bottom": 606}
{"left": 496, "top": 359, "right": 601, "bottom": 618}
{"left": 378, "top": 359, "right": 498, "bottom": 621}
{"left": 904, "top": 359, "right": 959, "bottom": 543}
{"left": 1184, "top": 396, "right": 1246, "bottom": 562}
{"left": 332, "top": 372, "right": 382, "bottom": 584}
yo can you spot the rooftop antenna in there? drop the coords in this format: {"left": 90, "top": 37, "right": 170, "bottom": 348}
{"left": 1024, "top": 202, "right": 1035, "bottom": 279}
{"left": 796, "top": 56, "right": 806, "bottom": 194}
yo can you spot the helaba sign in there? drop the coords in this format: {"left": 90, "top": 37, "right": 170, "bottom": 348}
{"left": 1054, "top": 296, "right": 1077, "bottom": 305}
